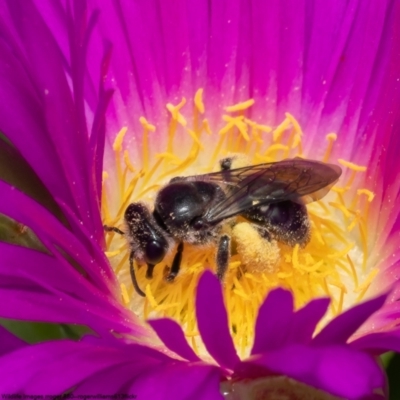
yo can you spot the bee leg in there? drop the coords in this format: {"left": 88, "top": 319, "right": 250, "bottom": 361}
{"left": 166, "top": 242, "right": 184, "bottom": 281}
{"left": 146, "top": 263, "right": 155, "bottom": 279}
{"left": 216, "top": 234, "right": 230, "bottom": 281}
{"left": 220, "top": 157, "right": 232, "bottom": 170}
{"left": 103, "top": 225, "right": 124, "bottom": 235}
{"left": 129, "top": 251, "right": 145, "bottom": 297}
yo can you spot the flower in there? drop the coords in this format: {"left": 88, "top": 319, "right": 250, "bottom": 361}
{"left": 0, "top": 0, "right": 400, "bottom": 399}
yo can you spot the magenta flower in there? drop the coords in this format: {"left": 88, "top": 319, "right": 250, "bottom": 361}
{"left": 0, "top": 0, "right": 400, "bottom": 399}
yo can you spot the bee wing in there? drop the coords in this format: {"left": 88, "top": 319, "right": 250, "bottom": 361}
{"left": 189, "top": 158, "right": 342, "bottom": 223}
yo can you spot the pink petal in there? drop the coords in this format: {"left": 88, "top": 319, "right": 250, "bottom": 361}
{"left": 196, "top": 271, "right": 240, "bottom": 370}
{"left": 148, "top": 318, "right": 200, "bottom": 362}
{"left": 251, "top": 288, "right": 293, "bottom": 354}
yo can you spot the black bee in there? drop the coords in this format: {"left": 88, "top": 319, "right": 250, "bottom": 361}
{"left": 105, "top": 157, "right": 342, "bottom": 297}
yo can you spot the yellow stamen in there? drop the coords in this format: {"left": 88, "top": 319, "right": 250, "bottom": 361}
{"left": 272, "top": 117, "right": 291, "bottom": 142}
{"left": 139, "top": 117, "right": 156, "bottom": 172}
{"left": 355, "top": 268, "right": 379, "bottom": 297}
{"left": 194, "top": 89, "right": 205, "bottom": 114}
{"left": 244, "top": 118, "right": 272, "bottom": 133}
{"left": 103, "top": 91, "right": 375, "bottom": 355}
{"left": 115, "top": 252, "right": 128, "bottom": 275}
{"left": 145, "top": 284, "right": 159, "bottom": 308}
{"left": 112, "top": 127, "right": 128, "bottom": 152}
{"left": 219, "top": 115, "right": 250, "bottom": 141}
{"left": 285, "top": 112, "right": 303, "bottom": 137}
{"left": 186, "top": 129, "right": 204, "bottom": 150}
{"left": 338, "top": 159, "right": 367, "bottom": 172}
{"left": 166, "top": 98, "right": 187, "bottom": 154}
{"left": 202, "top": 119, "right": 212, "bottom": 135}
{"left": 358, "top": 189, "right": 375, "bottom": 202}
{"left": 121, "top": 283, "right": 130, "bottom": 305}
{"left": 105, "top": 250, "right": 121, "bottom": 257}
{"left": 101, "top": 171, "right": 111, "bottom": 223}
{"left": 123, "top": 150, "right": 135, "bottom": 173}
{"left": 323, "top": 133, "right": 337, "bottom": 162}
{"left": 224, "top": 99, "right": 255, "bottom": 112}
{"left": 166, "top": 98, "right": 187, "bottom": 126}
{"left": 113, "top": 127, "right": 128, "bottom": 199}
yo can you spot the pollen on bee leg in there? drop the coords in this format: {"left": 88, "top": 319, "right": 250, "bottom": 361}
{"left": 232, "top": 223, "right": 280, "bottom": 273}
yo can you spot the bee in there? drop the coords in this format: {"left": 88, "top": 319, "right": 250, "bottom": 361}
{"left": 105, "top": 157, "right": 342, "bottom": 297}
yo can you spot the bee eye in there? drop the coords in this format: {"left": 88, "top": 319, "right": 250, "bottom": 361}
{"left": 145, "top": 240, "right": 166, "bottom": 265}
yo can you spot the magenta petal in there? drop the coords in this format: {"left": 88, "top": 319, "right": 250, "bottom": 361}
{"left": 251, "top": 288, "right": 293, "bottom": 355}
{"left": 0, "top": 339, "right": 171, "bottom": 394}
{"left": 0, "top": 326, "right": 26, "bottom": 356}
{"left": 196, "top": 271, "right": 240, "bottom": 370}
{"left": 129, "top": 362, "right": 223, "bottom": 400}
{"left": 286, "top": 298, "right": 330, "bottom": 345}
{"left": 0, "top": 242, "right": 146, "bottom": 339}
{"left": 350, "top": 331, "right": 400, "bottom": 354}
{"left": 246, "top": 344, "right": 384, "bottom": 399}
{"left": 148, "top": 318, "right": 200, "bottom": 362}
{"left": 5, "top": 1, "right": 102, "bottom": 235}
{"left": 312, "top": 293, "right": 387, "bottom": 345}
{"left": 0, "top": 181, "right": 115, "bottom": 295}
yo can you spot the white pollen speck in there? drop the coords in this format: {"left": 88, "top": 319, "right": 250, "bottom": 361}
{"left": 44, "top": 89, "right": 49, "bottom": 95}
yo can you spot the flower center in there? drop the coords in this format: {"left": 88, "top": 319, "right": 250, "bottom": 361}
{"left": 103, "top": 89, "right": 374, "bottom": 355}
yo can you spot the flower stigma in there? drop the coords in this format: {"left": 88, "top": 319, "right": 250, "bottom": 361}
{"left": 103, "top": 89, "right": 375, "bottom": 356}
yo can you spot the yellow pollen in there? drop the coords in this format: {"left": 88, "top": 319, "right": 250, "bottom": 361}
{"left": 224, "top": 99, "right": 255, "bottom": 112}
{"left": 103, "top": 90, "right": 375, "bottom": 356}
{"left": 232, "top": 223, "right": 280, "bottom": 273}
